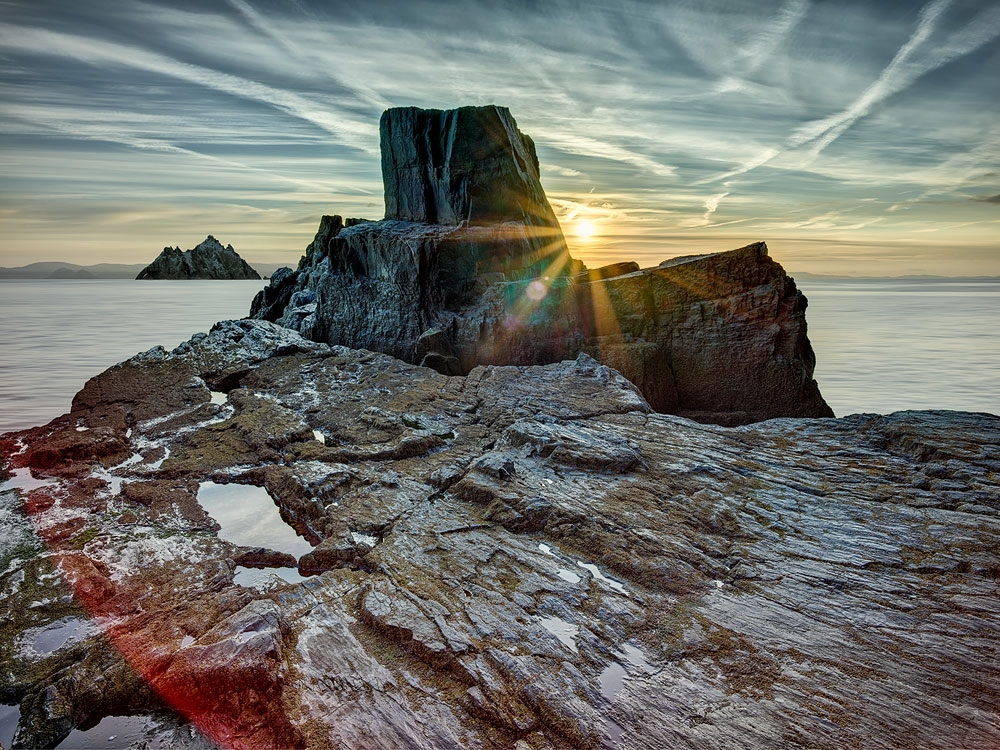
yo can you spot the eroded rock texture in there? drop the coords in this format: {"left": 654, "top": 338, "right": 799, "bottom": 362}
{"left": 381, "top": 105, "right": 562, "bottom": 232}
{"left": 251, "top": 105, "right": 830, "bottom": 424}
{"left": 1, "top": 319, "right": 997, "bottom": 749}
{"left": 137, "top": 236, "right": 261, "bottom": 280}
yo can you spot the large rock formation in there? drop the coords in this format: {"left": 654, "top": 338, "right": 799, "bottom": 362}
{"left": 381, "top": 105, "right": 564, "bottom": 231}
{"left": 137, "top": 236, "right": 261, "bottom": 280}
{"left": 251, "top": 106, "right": 830, "bottom": 424}
{"left": 1, "top": 319, "right": 998, "bottom": 748}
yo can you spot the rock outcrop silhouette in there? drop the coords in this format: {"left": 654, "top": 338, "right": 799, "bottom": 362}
{"left": 137, "top": 236, "right": 260, "bottom": 280}
{"left": 251, "top": 105, "right": 831, "bottom": 424}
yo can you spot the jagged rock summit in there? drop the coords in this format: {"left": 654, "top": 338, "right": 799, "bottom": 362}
{"left": 137, "top": 236, "right": 261, "bottom": 280}
{"left": 251, "top": 104, "right": 832, "bottom": 425}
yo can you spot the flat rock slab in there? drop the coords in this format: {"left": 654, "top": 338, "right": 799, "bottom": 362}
{"left": 0, "top": 319, "right": 997, "bottom": 749}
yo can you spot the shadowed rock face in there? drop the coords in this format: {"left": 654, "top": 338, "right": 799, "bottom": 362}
{"left": 1, "top": 319, "right": 997, "bottom": 748}
{"left": 137, "top": 236, "right": 261, "bottom": 280}
{"left": 381, "top": 105, "right": 561, "bottom": 231}
{"left": 252, "top": 105, "right": 831, "bottom": 424}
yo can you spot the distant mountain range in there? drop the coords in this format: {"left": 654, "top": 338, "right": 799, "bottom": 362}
{"left": 790, "top": 271, "right": 1000, "bottom": 282}
{"left": 0, "top": 260, "right": 288, "bottom": 279}
{"left": 1, "top": 261, "right": 996, "bottom": 282}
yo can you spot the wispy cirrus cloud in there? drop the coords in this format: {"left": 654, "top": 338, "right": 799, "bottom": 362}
{"left": 0, "top": 0, "right": 997, "bottom": 273}
{"left": 789, "top": 0, "right": 1000, "bottom": 158}
{"left": 0, "top": 21, "right": 380, "bottom": 155}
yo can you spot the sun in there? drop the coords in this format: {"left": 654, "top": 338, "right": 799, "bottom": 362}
{"left": 574, "top": 219, "right": 597, "bottom": 241}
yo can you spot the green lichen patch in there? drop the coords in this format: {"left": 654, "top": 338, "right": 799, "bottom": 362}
{"left": 0, "top": 554, "right": 88, "bottom": 693}
{"left": 67, "top": 528, "right": 101, "bottom": 551}
{"left": 0, "top": 486, "right": 44, "bottom": 573}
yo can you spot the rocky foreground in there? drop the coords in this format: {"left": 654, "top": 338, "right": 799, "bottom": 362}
{"left": 1, "top": 319, "right": 998, "bottom": 748}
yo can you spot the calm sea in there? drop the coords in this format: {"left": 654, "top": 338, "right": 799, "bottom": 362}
{"left": 0, "top": 278, "right": 997, "bottom": 434}
{"left": 0, "top": 280, "right": 266, "bottom": 434}
{"left": 803, "top": 279, "right": 999, "bottom": 417}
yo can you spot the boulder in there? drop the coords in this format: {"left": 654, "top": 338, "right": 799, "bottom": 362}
{"left": 137, "top": 236, "right": 261, "bottom": 280}
{"left": 251, "top": 106, "right": 830, "bottom": 424}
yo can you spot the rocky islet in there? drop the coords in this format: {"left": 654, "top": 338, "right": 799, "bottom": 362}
{"left": 251, "top": 105, "right": 832, "bottom": 425}
{"left": 136, "top": 236, "right": 261, "bottom": 281}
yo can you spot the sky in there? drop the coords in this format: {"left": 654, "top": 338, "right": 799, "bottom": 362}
{"left": 0, "top": 0, "right": 998, "bottom": 276}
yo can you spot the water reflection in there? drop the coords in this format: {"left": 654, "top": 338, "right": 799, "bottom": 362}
{"left": 197, "top": 482, "right": 313, "bottom": 560}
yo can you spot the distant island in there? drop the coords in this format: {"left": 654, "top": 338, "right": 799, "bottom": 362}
{"left": 136, "top": 235, "right": 261, "bottom": 280}
{"left": 1, "top": 259, "right": 994, "bottom": 284}
{"left": 0, "top": 261, "right": 147, "bottom": 279}
{"left": 790, "top": 271, "right": 1000, "bottom": 282}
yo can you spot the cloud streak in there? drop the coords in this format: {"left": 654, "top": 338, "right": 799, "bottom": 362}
{"left": 0, "top": 21, "right": 380, "bottom": 155}
{"left": 0, "top": 0, "right": 997, "bottom": 274}
{"left": 790, "top": 0, "right": 1000, "bottom": 157}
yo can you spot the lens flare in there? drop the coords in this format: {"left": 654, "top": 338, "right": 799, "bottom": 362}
{"left": 525, "top": 279, "right": 548, "bottom": 301}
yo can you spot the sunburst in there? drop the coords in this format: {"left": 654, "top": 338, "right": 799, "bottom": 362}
{"left": 574, "top": 219, "right": 597, "bottom": 241}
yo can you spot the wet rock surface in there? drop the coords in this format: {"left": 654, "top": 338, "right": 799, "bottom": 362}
{"left": 137, "top": 235, "right": 261, "bottom": 280}
{"left": 1, "top": 319, "right": 997, "bottom": 748}
{"left": 251, "top": 106, "right": 829, "bottom": 424}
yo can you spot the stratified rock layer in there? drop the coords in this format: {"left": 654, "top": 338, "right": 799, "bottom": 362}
{"left": 137, "top": 236, "right": 261, "bottom": 280}
{"left": 1, "top": 319, "right": 998, "bottom": 748}
{"left": 252, "top": 105, "right": 830, "bottom": 424}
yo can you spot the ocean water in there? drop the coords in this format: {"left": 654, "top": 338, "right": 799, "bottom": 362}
{"left": 801, "top": 280, "right": 999, "bottom": 417}
{"left": 0, "top": 278, "right": 997, "bottom": 434}
{"left": 1, "top": 280, "right": 265, "bottom": 434}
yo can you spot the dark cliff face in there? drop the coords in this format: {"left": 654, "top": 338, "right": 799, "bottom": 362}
{"left": 380, "top": 105, "right": 560, "bottom": 230}
{"left": 137, "top": 236, "right": 261, "bottom": 280}
{"left": 251, "top": 105, "right": 832, "bottom": 424}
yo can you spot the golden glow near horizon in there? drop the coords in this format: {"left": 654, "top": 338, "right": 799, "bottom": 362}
{"left": 0, "top": 1, "right": 997, "bottom": 277}
{"left": 574, "top": 219, "right": 597, "bottom": 241}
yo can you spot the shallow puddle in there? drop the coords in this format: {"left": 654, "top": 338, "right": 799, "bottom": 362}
{"left": 0, "top": 468, "right": 58, "bottom": 494}
{"left": 23, "top": 616, "right": 96, "bottom": 656}
{"left": 234, "top": 565, "right": 307, "bottom": 589}
{"left": 599, "top": 642, "right": 656, "bottom": 701}
{"left": 539, "top": 616, "right": 579, "bottom": 653}
{"left": 56, "top": 713, "right": 212, "bottom": 749}
{"left": 536, "top": 541, "right": 628, "bottom": 594}
{"left": 599, "top": 660, "right": 628, "bottom": 701}
{"left": 556, "top": 568, "right": 581, "bottom": 583}
{"left": 604, "top": 715, "right": 626, "bottom": 746}
{"left": 576, "top": 560, "right": 628, "bottom": 595}
{"left": 197, "top": 482, "right": 313, "bottom": 560}
{"left": 0, "top": 703, "right": 19, "bottom": 750}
